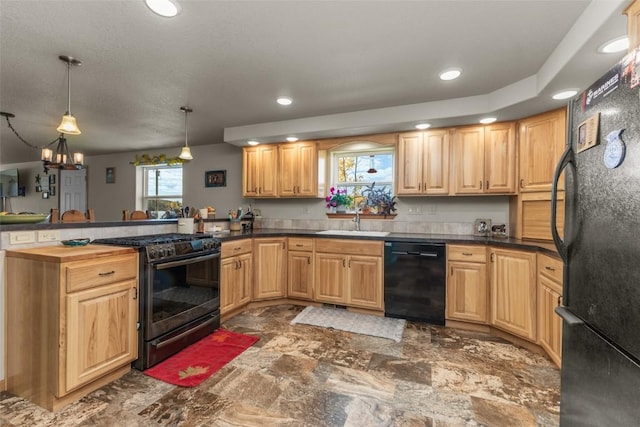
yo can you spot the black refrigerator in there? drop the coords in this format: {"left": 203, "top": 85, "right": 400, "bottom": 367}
{"left": 552, "top": 48, "right": 640, "bottom": 426}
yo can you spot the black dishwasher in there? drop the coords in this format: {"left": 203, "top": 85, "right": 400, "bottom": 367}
{"left": 384, "top": 241, "right": 446, "bottom": 325}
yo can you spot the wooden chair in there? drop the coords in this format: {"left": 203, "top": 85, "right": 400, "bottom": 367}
{"left": 122, "top": 210, "right": 152, "bottom": 220}
{"left": 50, "top": 208, "right": 95, "bottom": 223}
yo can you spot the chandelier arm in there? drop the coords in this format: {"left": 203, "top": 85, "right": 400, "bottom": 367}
{"left": 2, "top": 114, "right": 58, "bottom": 150}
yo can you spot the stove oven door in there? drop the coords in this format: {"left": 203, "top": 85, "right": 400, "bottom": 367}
{"left": 144, "top": 252, "right": 221, "bottom": 341}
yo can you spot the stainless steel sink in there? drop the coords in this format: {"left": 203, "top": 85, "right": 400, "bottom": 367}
{"left": 315, "top": 230, "right": 390, "bottom": 237}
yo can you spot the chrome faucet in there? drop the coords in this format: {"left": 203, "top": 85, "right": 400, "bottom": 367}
{"left": 352, "top": 209, "right": 361, "bottom": 231}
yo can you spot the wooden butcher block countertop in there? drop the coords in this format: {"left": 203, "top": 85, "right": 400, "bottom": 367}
{"left": 5, "top": 243, "right": 136, "bottom": 263}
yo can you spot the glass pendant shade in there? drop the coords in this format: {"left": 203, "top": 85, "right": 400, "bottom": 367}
{"left": 57, "top": 114, "right": 81, "bottom": 135}
{"left": 179, "top": 146, "right": 193, "bottom": 160}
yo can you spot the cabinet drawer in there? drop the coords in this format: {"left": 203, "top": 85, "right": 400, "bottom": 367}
{"left": 315, "top": 238, "right": 383, "bottom": 256}
{"left": 447, "top": 245, "right": 487, "bottom": 263}
{"left": 65, "top": 254, "right": 138, "bottom": 293}
{"left": 288, "top": 237, "right": 313, "bottom": 252}
{"left": 537, "top": 253, "right": 563, "bottom": 284}
{"left": 221, "top": 239, "right": 252, "bottom": 258}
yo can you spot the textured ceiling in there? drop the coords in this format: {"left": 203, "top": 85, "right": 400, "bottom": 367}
{"left": 0, "top": 0, "right": 630, "bottom": 164}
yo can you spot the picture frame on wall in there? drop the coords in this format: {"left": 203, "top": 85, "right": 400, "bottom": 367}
{"left": 205, "top": 170, "right": 226, "bottom": 187}
{"left": 49, "top": 186, "right": 56, "bottom": 197}
{"left": 49, "top": 174, "right": 55, "bottom": 185}
{"left": 106, "top": 167, "right": 115, "bottom": 184}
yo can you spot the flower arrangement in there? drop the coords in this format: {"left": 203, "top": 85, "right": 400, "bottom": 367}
{"left": 325, "top": 187, "right": 352, "bottom": 209}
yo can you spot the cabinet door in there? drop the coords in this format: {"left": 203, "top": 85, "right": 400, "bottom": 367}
{"left": 220, "top": 257, "right": 237, "bottom": 315}
{"left": 237, "top": 253, "right": 253, "bottom": 306}
{"left": 259, "top": 145, "right": 279, "bottom": 197}
{"left": 65, "top": 280, "right": 138, "bottom": 393}
{"left": 452, "top": 126, "right": 485, "bottom": 194}
{"left": 490, "top": 249, "right": 537, "bottom": 341}
{"left": 253, "top": 238, "right": 286, "bottom": 299}
{"left": 423, "top": 129, "right": 450, "bottom": 195}
{"left": 287, "top": 251, "right": 314, "bottom": 300}
{"left": 296, "top": 142, "right": 318, "bottom": 196}
{"left": 314, "top": 253, "right": 347, "bottom": 303}
{"left": 242, "top": 147, "right": 260, "bottom": 197}
{"left": 447, "top": 261, "right": 488, "bottom": 323}
{"left": 278, "top": 144, "right": 298, "bottom": 197}
{"left": 538, "top": 276, "right": 563, "bottom": 367}
{"left": 518, "top": 109, "right": 566, "bottom": 192}
{"left": 397, "top": 132, "right": 424, "bottom": 195}
{"left": 484, "top": 122, "right": 516, "bottom": 194}
{"left": 347, "top": 256, "right": 383, "bottom": 309}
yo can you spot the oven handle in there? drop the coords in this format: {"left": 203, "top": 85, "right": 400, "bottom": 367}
{"left": 153, "top": 252, "right": 220, "bottom": 270}
{"left": 151, "top": 314, "right": 218, "bottom": 349}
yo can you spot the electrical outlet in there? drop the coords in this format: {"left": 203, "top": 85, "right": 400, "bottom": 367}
{"left": 10, "top": 231, "right": 36, "bottom": 244}
{"left": 407, "top": 207, "right": 421, "bottom": 215}
{"left": 38, "top": 230, "right": 61, "bottom": 242}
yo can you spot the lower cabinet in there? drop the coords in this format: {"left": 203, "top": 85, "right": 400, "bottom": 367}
{"left": 220, "top": 239, "right": 253, "bottom": 315}
{"left": 287, "top": 237, "right": 314, "bottom": 300}
{"left": 253, "top": 237, "right": 287, "bottom": 299}
{"left": 5, "top": 246, "right": 139, "bottom": 411}
{"left": 446, "top": 245, "right": 488, "bottom": 324}
{"left": 490, "top": 248, "right": 537, "bottom": 341}
{"left": 314, "top": 238, "right": 383, "bottom": 310}
{"left": 537, "top": 253, "right": 564, "bottom": 367}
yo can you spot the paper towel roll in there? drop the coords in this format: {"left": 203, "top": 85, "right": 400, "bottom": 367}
{"left": 178, "top": 218, "right": 194, "bottom": 234}
{"left": 198, "top": 208, "right": 208, "bottom": 219}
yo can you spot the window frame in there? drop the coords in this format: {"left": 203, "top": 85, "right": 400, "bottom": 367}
{"left": 140, "top": 164, "right": 183, "bottom": 218}
{"left": 329, "top": 147, "right": 395, "bottom": 203}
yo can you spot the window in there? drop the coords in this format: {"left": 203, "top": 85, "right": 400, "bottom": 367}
{"left": 331, "top": 148, "right": 394, "bottom": 205}
{"left": 142, "top": 165, "right": 183, "bottom": 218}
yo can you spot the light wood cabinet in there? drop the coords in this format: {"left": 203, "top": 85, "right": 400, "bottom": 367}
{"left": 625, "top": 0, "right": 640, "bottom": 52}
{"left": 6, "top": 245, "right": 138, "bottom": 411}
{"left": 451, "top": 122, "right": 516, "bottom": 195}
{"left": 314, "top": 238, "right": 383, "bottom": 310}
{"left": 537, "top": 253, "right": 563, "bottom": 367}
{"left": 397, "top": 129, "right": 450, "bottom": 195}
{"left": 279, "top": 141, "right": 318, "bottom": 197}
{"left": 287, "top": 237, "right": 314, "bottom": 300}
{"left": 490, "top": 248, "right": 537, "bottom": 341}
{"left": 253, "top": 237, "right": 287, "bottom": 299}
{"left": 446, "top": 245, "right": 489, "bottom": 324}
{"left": 220, "top": 241, "right": 252, "bottom": 317}
{"left": 517, "top": 108, "right": 566, "bottom": 193}
{"left": 242, "top": 145, "right": 278, "bottom": 197}
{"left": 511, "top": 191, "right": 565, "bottom": 240}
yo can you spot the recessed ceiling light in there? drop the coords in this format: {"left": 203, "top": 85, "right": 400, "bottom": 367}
{"left": 439, "top": 68, "right": 462, "bottom": 81}
{"left": 552, "top": 89, "right": 578, "bottom": 100}
{"left": 598, "top": 36, "right": 629, "bottom": 54}
{"left": 479, "top": 117, "right": 497, "bottom": 124}
{"left": 247, "top": 140, "right": 259, "bottom": 146}
{"left": 286, "top": 136, "right": 299, "bottom": 142}
{"left": 277, "top": 97, "right": 293, "bottom": 106}
{"left": 415, "top": 123, "right": 431, "bottom": 130}
{"left": 144, "top": 0, "right": 182, "bottom": 17}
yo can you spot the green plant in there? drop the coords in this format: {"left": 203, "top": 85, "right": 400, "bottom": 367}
{"left": 362, "top": 182, "right": 397, "bottom": 215}
{"left": 325, "top": 187, "right": 353, "bottom": 208}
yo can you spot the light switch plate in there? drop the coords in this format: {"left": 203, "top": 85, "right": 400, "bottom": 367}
{"left": 10, "top": 231, "right": 36, "bottom": 244}
{"left": 38, "top": 230, "right": 61, "bottom": 242}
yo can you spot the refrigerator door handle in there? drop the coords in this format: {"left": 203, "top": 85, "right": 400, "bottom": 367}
{"left": 551, "top": 144, "right": 575, "bottom": 264}
{"left": 555, "top": 306, "right": 582, "bottom": 326}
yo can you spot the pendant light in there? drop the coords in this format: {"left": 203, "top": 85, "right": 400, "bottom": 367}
{"left": 56, "top": 55, "right": 82, "bottom": 135}
{"left": 178, "top": 106, "right": 193, "bottom": 160}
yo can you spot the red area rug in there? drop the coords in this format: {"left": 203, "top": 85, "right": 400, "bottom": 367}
{"left": 144, "top": 329, "right": 259, "bottom": 387}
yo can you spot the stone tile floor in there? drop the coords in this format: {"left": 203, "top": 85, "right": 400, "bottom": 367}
{"left": 0, "top": 305, "right": 560, "bottom": 426}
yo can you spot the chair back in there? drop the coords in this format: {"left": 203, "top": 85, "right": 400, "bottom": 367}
{"left": 51, "top": 208, "right": 95, "bottom": 223}
{"left": 123, "top": 210, "right": 151, "bottom": 220}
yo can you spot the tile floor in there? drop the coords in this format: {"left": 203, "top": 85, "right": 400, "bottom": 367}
{"left": 0, "top": 305, "right": 560, "bottom": 426}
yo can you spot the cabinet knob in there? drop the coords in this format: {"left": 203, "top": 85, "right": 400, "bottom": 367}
{"left": 480, "top": 180, "right": 483, "bottom": 190}
{"left": 462, "top": 252, "right": 473, "bottom": 256}
{"left": 98, "top": 270, "right": 115, "bottom": 276}
{"left": 520, "top": 179, "right": 524, "bottom": 189}
{"left": 486, "top": 180, "right": 489, "bottom": 190}
{"left": 545, "top": 266, "right": 556, "bottom": 271}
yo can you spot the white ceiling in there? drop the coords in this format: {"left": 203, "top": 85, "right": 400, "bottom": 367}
{"left": 0, "top": 0, "right": 630, "bottom": 164}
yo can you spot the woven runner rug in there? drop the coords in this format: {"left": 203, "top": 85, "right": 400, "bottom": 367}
{"left": 291, "top": 306, "right": 406, "bottom": 342}
{"left": 144, "top": 329, "right": 259, "bottom": 387}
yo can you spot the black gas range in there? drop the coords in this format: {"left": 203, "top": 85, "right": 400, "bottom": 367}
{"left": 93, "top": 233, "right": 222, "bottom": 369}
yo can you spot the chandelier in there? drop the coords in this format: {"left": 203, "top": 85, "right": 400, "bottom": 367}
{"left": 0, "top": 55, "right": 84, "bottom": 174}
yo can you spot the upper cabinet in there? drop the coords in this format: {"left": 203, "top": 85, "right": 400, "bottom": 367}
{"left": 279, "top": 141, "right": 318, "bottom": 197}
{"left": 397, "top": 129, "right": 450, "bottom": 196}
{"left": 517, "top": 108, "right": 566, "bottom": 193}
{"left": 243, "top": 145, "right": 278, "bottom": 197}
{"left": 451, "top": 122, "right": 516, "bottom": 195}
{"left": 626, "top": 0, "right": 640, "bottom": 52}
{"left": 243, "top": 141, "right": 318, "bottom": 198}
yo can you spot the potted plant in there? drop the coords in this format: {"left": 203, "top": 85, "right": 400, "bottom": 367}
{"left": 325, "top": 187, "right": 352, "bottom": 213}
{"left": 362, "top": 182, "right": 397, "bottom": 215}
